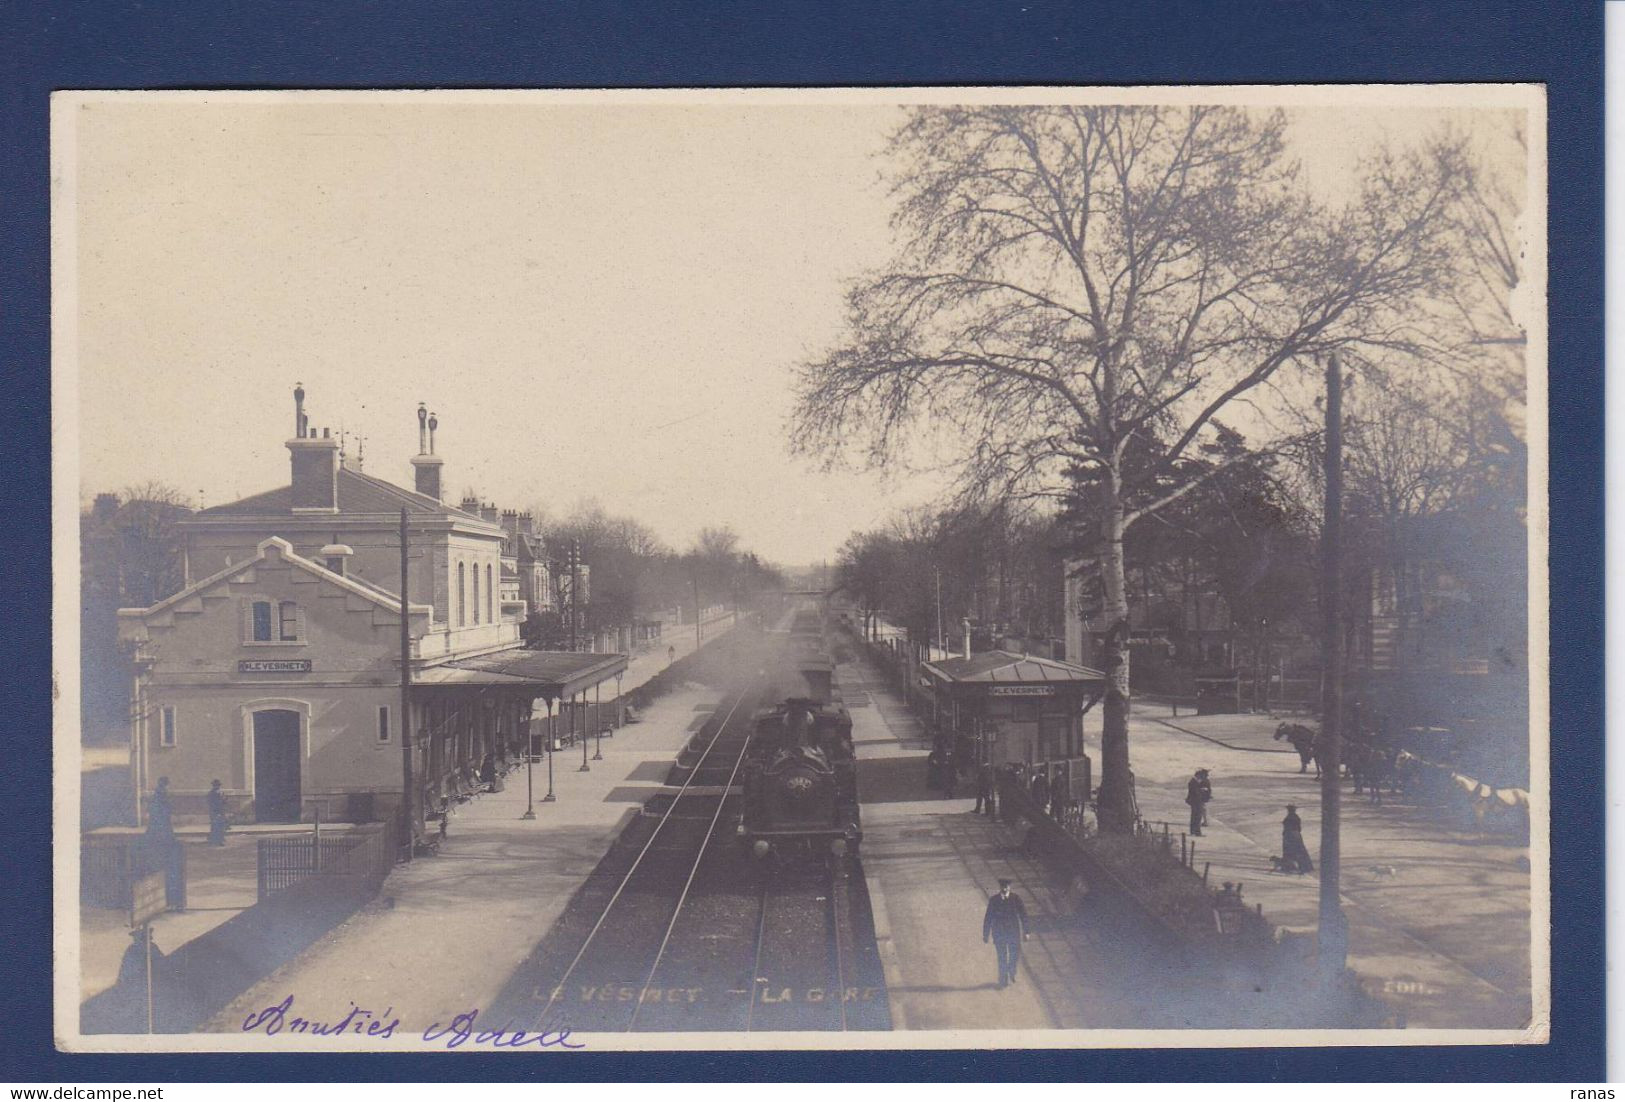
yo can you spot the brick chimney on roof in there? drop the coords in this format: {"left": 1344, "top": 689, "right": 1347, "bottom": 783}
{"left": 288, "top": 385, "right": 339, "bottom": 513}
{"left": 409, "top": 403, "right": 444, "bottom": 500}
{"left": 479, "top": 502, "right": 500, "bottom": 525}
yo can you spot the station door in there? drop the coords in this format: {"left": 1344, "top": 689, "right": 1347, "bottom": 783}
{"left": 253, "top": 709, "right": 302, "bottom": 822}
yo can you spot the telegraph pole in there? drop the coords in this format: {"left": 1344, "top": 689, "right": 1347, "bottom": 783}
{"left": 399, "top": 509, "right": 418, "bottom": 858}
{"left": 935, "top": 567, "right": 944, "bottom": 659}
{"left": 1318, "top": 355, "right": 1348, "bottom": 976}
{"left": 693, "top": 574, "right": 702, "bottom": 651}
{"left": 568, "top": 540, "right": 580, "bottom": 653}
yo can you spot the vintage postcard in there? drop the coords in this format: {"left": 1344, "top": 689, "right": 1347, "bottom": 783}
{"left": 52, "top": 85, "right": 1548, "bottom": 1052}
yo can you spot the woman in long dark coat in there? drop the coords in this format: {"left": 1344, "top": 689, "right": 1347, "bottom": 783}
{"left": 1282, "top": 804, "right": 1315, "bottom": 874}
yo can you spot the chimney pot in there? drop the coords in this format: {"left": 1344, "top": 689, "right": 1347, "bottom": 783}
{"left": 320, "top": 543, "right": 355, "bottom": 577}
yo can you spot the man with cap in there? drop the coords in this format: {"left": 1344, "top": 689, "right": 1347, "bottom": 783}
{"left": 982, "top": 877, "right": 1030, "bottom": 988}
{"left": 1186, "top": 768, "right": 1212, "bottom": 837}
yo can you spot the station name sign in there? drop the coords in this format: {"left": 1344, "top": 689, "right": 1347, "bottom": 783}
{"left": 239, "top": 659, "right": 313, "bottom": 674}
{"left": 988, "top": 685, "right": 1054, "bottom": 697}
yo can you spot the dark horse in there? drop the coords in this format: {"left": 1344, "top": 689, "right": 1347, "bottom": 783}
{"left": 1274, "top": 723, "right": 1321, "bottom": 776}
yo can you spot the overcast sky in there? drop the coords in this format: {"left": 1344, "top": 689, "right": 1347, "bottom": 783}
{"left": 62, "top": 90, "right": 1534, "bottom": 565}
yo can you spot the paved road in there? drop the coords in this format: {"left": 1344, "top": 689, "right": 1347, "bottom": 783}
{"left": 1101, "top": 703, "right": 1536, "bottom": 1032}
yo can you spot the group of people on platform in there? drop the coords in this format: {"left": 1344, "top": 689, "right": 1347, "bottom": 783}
{"left": 924, "top": 733, "right": 1080, "bottom": 824}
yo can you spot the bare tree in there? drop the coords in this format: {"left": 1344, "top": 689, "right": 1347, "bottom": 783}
{"left": 794, "top": 105, "right": 1473, "bottom": 831}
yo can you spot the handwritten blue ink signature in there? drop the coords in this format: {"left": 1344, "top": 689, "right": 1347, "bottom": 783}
{"left": 242, "top": 997, "right": 584, "bottom": 1050}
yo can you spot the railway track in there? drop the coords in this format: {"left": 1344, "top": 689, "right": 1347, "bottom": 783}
{"left": 488, "top": 626, "right": 891, "bottom": 1035}
{"left": 747, "top": 858, "right": 856, "bottom": 1031}
{"left": 517, "top": 683, "right": 761, "bottom": 1034}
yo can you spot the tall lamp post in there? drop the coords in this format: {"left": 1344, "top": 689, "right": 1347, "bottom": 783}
{"left": 579, "top": 689, "right": 591, "bottom": 772}
{"left": 520, "top": 699, "right": 537, "bottom": 820}
{"left": 543, "top": 697, "right": 557, "bottom": 802}
{"left": 593, "top": 681, "right": 604, "bottom": 761}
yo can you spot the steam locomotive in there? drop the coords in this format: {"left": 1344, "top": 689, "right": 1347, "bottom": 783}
{"left": 739, "top": 695, "right": 861, "bottom": 860}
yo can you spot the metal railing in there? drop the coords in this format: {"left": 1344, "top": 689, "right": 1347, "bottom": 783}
{"left": 256, "top": 824, "right": 392, "bottom": 902}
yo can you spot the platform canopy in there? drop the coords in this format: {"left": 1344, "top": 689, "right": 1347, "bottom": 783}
{"left": 921, "top": 650, "right": 1106, "bottom": 688}
{"left": 430, "top": 648, "right": 628, "bottom": 699}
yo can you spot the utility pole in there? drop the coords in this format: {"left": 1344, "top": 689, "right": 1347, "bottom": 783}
{"left": 399, "top": 509, "right": 418, "bottom": 858}
{"left": 935, "top": 567, "right": 944, "bottom": 660}
{"left": 693, "top": 573, "right": 702, "bottom": 652}
{"left": 1318, "top": 355, "right": 1348, "bottom": 977}
{"left": 568, "top": 540, "right": 580, "bottom": 653}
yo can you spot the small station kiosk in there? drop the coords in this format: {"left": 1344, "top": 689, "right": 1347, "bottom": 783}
{"left": 919, "top": 650, "right": 1106, "bottom": 767}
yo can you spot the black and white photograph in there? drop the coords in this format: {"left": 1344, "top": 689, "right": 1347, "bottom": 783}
{"left": 51, "top": 85, "right": 1547, "bottom": 1052}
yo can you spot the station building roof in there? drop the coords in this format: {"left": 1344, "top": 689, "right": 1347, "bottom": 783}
{"left": 194, "top": 466, "right": 491, "bottom": 525}
{"left": 434, "top": 648, "right": 628, "bottom": 699}
{"left": 922, "top": 650, "right": 1106, "bottom": 686}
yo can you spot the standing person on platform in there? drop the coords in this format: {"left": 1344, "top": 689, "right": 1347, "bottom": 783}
{"left": 974, "top": 761, "right": 997, "bottom": 816}
{"left": 1186, "top": 768, "right": 1212, "bottom": 837}
{"left": 146, "top": 777, "right": 174, "bottom": 842}
{"left": 942, "top": 751, "right": 958, "bottom": 799}
{"left": 145, "top": 777, "right": 184, "bottom": 911}
{"left": 982, "top": 878, "right": 1030, "bottom": 988}
{"left": 206, "top": 780, "right": 228, "bottom": 846}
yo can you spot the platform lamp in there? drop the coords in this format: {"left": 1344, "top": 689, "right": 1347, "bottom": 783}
{"left": 592, "top": 680, "right": 604, "bottom": 761}
{"left": 578, "top": 688, "right": 591, "bottom": 772}
{"left": 520, "top": 704, "right": 537, "bottom": 821}
{"left": 543, "top": 696, "right": 557, "bottom": 802}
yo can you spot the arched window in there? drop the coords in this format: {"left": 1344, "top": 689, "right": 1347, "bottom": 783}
{"left": 472, "top": 562, "right": 481, "bottom": 625}
{"left": 458, "top": 562, "right": 467, "bottom": 626}
{"left": 487, "top": 564, "right": 495, "bottom": 622}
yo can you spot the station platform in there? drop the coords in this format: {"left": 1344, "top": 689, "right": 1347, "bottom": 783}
{"left": 202, "top": 681, "right": 728, "bottom": 1030}
{"left": 843, "top": 657, "right": 1120, "bottom": 1032}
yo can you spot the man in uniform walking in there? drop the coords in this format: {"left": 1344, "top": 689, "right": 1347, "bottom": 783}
{"left": 982, "top": 877, "right": 1030, "bottom": 988}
